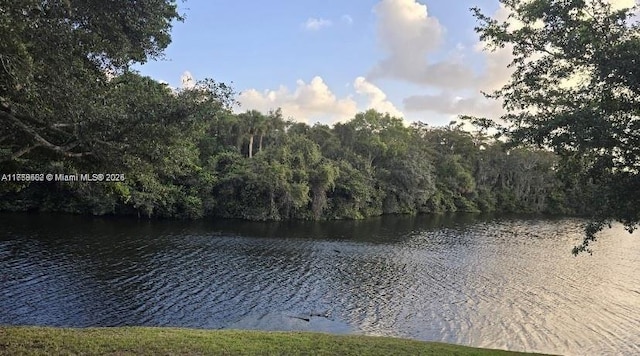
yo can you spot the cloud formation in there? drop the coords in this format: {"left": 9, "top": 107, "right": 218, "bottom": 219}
{"left": 238, "top": 76, "right": 405, "bottom": 124}
{"left": 609, "top": 0, "right": 638, "bottom": 10}
{"left": 354, "top": 77, "right": 403, "bottom": 118}
{"left": 369, "top": 0, "right": 452, "bottom": 86}
{"left": 404, "top": 91, "right": 504, "bottom": 118}
{"left": 238, "top": 76, "right": 357, "bottom": 123}
{"left": 364, "top": 0, "right": 500, "bottom": 117}
{"left": 181, "top": 71, "right": 195, "bottom": 89}
{"left": 304, "top": 18, "right": 333, "bottom": 31}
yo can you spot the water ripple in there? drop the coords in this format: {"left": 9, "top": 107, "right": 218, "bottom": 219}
{"left": 1, "top": 214, "right": 639, "bottom": 355}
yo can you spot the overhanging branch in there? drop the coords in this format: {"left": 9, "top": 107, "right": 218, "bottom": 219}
{"left": 0, "top": 110, "right": 93, "bottom": 159}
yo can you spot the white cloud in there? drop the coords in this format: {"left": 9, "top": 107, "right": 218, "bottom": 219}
{"left": 341, "top": 14, "right": 354, "bottom": 25}
{"left": 372, "top": 0, "right": 639, "bottom": 120}
{"left": 363, "top": 0, "right": 512, "bottom": 117}
{"left": 609, "top": 0, "right": 638, "bottom": 10}
{"left": 475, "top": 46, "right": 514, "bottom": 93}
{"left": 609, "top": 0, "right": 640, "bottom": 22}
{"left": 238, "top": 76, "right": 406, "bottom": 124}
{"left": 369, "top": 0, "right": 446, "bottom": 85}
{"left": 304, "top": 17, "right": 333, "bottom": 31}
{"left": 238, "top": 76, "right": 357, "bottom": 123}
{"left": 353, "top": 77, "right": 403, "bottom": 117}
{"left": 404, "top": 92, "right": 504, "bottom": 119}
{"left": 363, "top": 0, "right": 499, "bottom": 116}
{"left": 180, "top": 71, "right": 195, "bottom": 90}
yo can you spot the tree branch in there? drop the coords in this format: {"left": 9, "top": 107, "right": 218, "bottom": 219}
{"left": 11, "top": 144, "right": 41, "bottom": 160}
{"left": 0, "top": 110, "right": 93, "bottom": 159}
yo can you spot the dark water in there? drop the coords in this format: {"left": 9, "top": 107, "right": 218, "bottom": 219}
{"left": 1, "top": 213, "right": 639, "bottom": 355}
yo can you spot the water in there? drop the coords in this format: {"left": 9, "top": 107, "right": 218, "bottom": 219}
{"left": 1, "top": 213, "right": 639, "bottom": 355}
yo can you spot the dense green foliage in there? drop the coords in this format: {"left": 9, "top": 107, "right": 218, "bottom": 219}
{"left": 473, "top": 0, "right": 640, "bottom": 253}
{"left": 0, "top": 101, "right": 588, "bottom": 220}
{"left": 1, "top": 0, "right": 183, "bottom": 161}
{"left": 0, "top": 326, "right": 547, "bottom": 356}
{"left": 0, "top": 1, "right": 594, "bottom": 223}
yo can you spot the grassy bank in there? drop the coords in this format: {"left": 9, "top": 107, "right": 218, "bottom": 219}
{"left": 0, "top": 326, "right": 552, "bottom": 355}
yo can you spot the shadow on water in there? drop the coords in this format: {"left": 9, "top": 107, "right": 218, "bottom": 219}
{"left": 1, "top": 211, "right": 488, "bottom": 240}
{"left": 195, "top": 212, "right": 494, "bottom": 242}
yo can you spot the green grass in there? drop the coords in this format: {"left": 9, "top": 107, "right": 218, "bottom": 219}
{"left": 0, "top": 326, "right": 553, "bottom": 356}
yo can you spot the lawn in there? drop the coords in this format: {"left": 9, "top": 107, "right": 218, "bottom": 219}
{"left": 0, "top": 326, "right": 554, "bottom": 355}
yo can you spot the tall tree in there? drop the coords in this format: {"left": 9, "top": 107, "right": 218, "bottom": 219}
{"left": 0, "top": 0, "right": 182, "bottom": 165}
{"left": 473, "top": 0, "right": 640, "bottom": 253}
{"left": 237, "top": 110, "right": 267, "bottom": 158}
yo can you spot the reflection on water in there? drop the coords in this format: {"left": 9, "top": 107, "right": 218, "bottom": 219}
{"left": 1, "top": 213, "right": 639, "bottom": 355}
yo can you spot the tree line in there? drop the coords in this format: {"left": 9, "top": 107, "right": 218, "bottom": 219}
{"left": 0, "top": 69, "right": 592, "bottom": 220}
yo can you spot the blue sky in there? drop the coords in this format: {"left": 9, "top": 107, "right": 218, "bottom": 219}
{"left": 135, "top": 0, "right": 636, "bottom": 126}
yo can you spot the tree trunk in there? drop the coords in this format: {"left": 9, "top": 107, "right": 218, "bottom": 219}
{"left": 311, "top": 185, "right": 327, "bottom": 220}
{"left": 248, "top": 134, "right": 254, "bottom": 158}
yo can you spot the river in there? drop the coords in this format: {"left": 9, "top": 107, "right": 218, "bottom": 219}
{"left": 1, "top": 213, "right": 638, "bottom": 355}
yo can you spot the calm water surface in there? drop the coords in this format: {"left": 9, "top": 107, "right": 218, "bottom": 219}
{"left": 1, "top": 213, "right": 639, "bottom": 355}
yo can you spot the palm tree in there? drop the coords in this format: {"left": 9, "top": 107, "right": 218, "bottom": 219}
{"left": 238, "top": 110, "right": 266, "bottom": 158}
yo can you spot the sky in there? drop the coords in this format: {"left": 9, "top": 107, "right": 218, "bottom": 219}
{"left": 135, "top": 0, "right": 638, "bottom": 127}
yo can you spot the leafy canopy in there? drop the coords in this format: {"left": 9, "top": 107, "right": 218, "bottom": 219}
{"left": 473, "top": 0, "right": 640, "bottom": 253}
{"left": 0, "top": 0, "right": 183, "bottom": 163}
